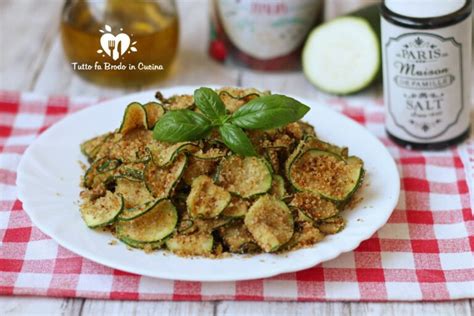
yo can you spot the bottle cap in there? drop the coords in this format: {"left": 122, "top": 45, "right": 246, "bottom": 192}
{"left": 385, "top": 0, "right": 466, "bottom": 18}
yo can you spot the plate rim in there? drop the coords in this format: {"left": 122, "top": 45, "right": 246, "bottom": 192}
{"left": 16, "top": 85, "right": 400, "bottom": 281}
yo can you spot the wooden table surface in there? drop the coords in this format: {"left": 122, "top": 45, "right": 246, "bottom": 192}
{"left": 0, "top": 1, "right": 472, "bottom": 315}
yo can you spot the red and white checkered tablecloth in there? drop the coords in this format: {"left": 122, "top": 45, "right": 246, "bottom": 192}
{"left": 0, "top": 90, "right": 473, "bottom": 301}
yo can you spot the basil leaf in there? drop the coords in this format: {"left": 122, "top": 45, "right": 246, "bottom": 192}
{"left": 153, "top": 110, "right": 211, "bottom": 142}
{"left": 219, "top": 123, "right": 257, "bottom": 157}
{"left": 230, "top": 94, "right": 310, "bottom": 130}
{"left": 194, "top": 87, "right": 226, "bottom": 124}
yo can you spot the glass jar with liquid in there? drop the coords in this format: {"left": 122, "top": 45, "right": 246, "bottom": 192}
{"left": 209, "top": 0, "right": 324, "bottom": 71}
{"left": 61, "top": 0, "right": 179, "bottom": 87}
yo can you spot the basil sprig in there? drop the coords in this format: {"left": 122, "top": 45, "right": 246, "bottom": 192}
{"left": 219, "top": 123, "right": 257, "bottom": 157}
{"left": 153, "top": 110, "right": 211, "bottom": 142}
{"left": 153, "top": 87, "right": 310, "bottom": 156}
{"left": 193, "top": 87, "right": 227, "bottom": 124}
{"left": 230, "top": 95, "right": 310, "bottom": 130}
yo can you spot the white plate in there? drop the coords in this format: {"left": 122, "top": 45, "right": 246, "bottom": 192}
{"left": 17, "top": 86, "right": 400, "bottom": 282}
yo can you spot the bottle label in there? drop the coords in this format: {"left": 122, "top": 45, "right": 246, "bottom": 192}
{"left": 216, "top": 0, "right": 321, "bottom": 59}
{"left": 382, "top": 15, "right": 471, "bottom": 143}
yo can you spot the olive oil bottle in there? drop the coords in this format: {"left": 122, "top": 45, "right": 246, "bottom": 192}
{"left": 61, "top": 0, "right": 179, "bottom": 87}
{"left": 381, "top": 0, "right": 472, "bottom": 149}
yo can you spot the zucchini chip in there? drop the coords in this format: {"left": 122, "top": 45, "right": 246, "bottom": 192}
{"left": 119, "top": 236, "right": 165, "bottom": 251}
{"left": 284, "top": 221, "right": 325, "bottom": 250}
{"left": 265, "top": 148, "right": 281, "bottom": 174}
{"left": 80, "top": 191, "right": 124, "bottom": 228}
{"left": 269, "top": 175, "right": 287, "bottom": 199}
{"left": 318, "top": 215, "right": 345, "bottom": 234}
{"left": 177, "top": 212, "right": 231, "bottom": 235}
{"left": 177, "top": 215, "right": 196, "bottom": 235}
{"left": 144, "top": 154, "right": 187, "bottom": 199}
{"left": 164, "top": 94, "right": 195, "bottom": 110}
{"left": 187, "top": 175, "right": 231, "bottom": 219}
{"left": 217, "top": 155, "right": 272, "bottom": 198}
{"left": 219, "top": 221, "right": 259, "bottom": 253}
{"left": 146, "top": 141, "right": 199, "bottom": 167}
{"left": 143, "top": 102, "right": 165, "bottom": 129}
{"left": 182, "top": 156, "right": 217, "bottom": 186}
{"left": 166, "top": 233, "right": 214, "bottom": 256}
{"left": 288, "top": 149, "right": 363, "bottom": 202}
{"left": 283, "top": 122, "right": 313, "bottom": 140}
{"left": 303, "top": 136, "right": 348, "bottom": 158}
{"left": 244, "top": 195, "right": 294, "bottom": 252}
{"left": 115, "top": 178, "right": 154, "bottom": 208}
{"left": 83, "top": 158, "right": 121, "bottom": 189}
{"left": 109, "top": 129, "right": 153, "bottom": 163}
{"left": 118, "top": 102, "right": 148, "bottom": 134}
{"left": 192, "top": 147, "right": 228, "bottom": 160}
{"left": 221, "top": 196, "right": 249, "bottom": 218}
{"left": 119, "top": 199, "right": 162, "bottom": 221}
{"left": 116, "top": 199, "right": 177, "bottom": 243}
{"left": 80, "top": 132, "right": 111, "bottom": 161}
{"left": 217, "top": 87, "right": 268, "bottom": 113}
{"left": 296, "top": 209, "right": 314, "bottom": 224}
{"left": 290, "top": 191, "right": 338, "bottom": 221}
{"left": 285, "top": 136, "right": 348, "bottom": 175}
{"left": 193, "top": 217, "right": 232, "bottom": 233}
{"left": 115, "top": 164, "right": 145, "bottom": 182}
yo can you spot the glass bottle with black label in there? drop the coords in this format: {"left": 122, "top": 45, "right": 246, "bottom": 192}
{"left": 381, "top": 0, "right": 472, "bottom": 149}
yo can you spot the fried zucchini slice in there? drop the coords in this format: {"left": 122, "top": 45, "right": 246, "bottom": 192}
{"left": 115, "top": 164, "right": 145, "bottom": 181}
{"left": 166, "top": 233, "right": 214, "bottom": 256}
{"left": 177, "top": 213, "right": 196, "bottom": 234}
{"left": 194, "top": 217, "right": 232, "bottom": 233}
{"left": 192, "top": 148, "right": 228, "bottom": 160}
{"left": 296, "top": 209, "right": 314, "bottom": 223}
{"left": 80, "top": 132, "right": 111, "bottom": 160}
{"left": 290, "top": 191, "right": 339, "bottom": 221}
{"left": 269, "top": 175, "right": 286, "bottom": 199}
{"left": 182, "top": 156, "right": 217, "bottom": 186}
{"left": 118, "top": 102, "right": 148, "bottom": 134}
{"left": 176, "top": 214, "right": 231, "bottom": 235}
{"left": 80, "top": 191, "right": 124, "bottom": 228}
{"left": 115, "top": 178, "right": 154, "bottom": 208}
{"left": 217, "top": 87, "right": 268, "bottom": 113}
{"left": 144, "top": 154, "right": 187, "bottom": 199}
{"left": 221, "top": 196, "right": 249, "bottom": 218}
{"left": 116, "top": 199, "right": 177, "bottom": 243}
{"left": 283, "top": 221, "right": 325, "bottom": 250}
{"left": 143, "top": 102, "right": 165, "bottom": 129}
{"left": 284, "top": 136, "right": 348, "bottom": 175}
{"left": 217, "top": 156, "right": 272, "bottom": 198}
{"left": 284, "top": 122, "right": 309, "bottom": 140}
{"left": 187, "top": 175, "right": 231, "bottom": 219}
{"left": 219, "top": 221, "right": 259, "bottom": 253}
{"left": 244, "top": 195, "right": 294, "bottom": 252}
{"left": 119, "top": 236, "right": 165, "bottom": 251}
{"left": 118, "top": 199, "right": 163, "bottom": 221}
{"left": 261, "top": 133, "right": 294, "bottom": 150}
{"left": 164, "top": 94, "right": 195, "bottom": 110}
{"left": 264, "top": 148, "right": 281, "bottom": 173}
{"left": 288, "top": 149, "right": 363, "bottom": 202}
{"left": 146, "top": 141, "right": 199, "bottom": 167}
{"left": 304, "top": 136, "right": 348, "bottom": 158}
{"left": 83, "top": 158, "right": 121, "bottom": 189}
{"left": 318, "top": 215, "right": 346, "bottom": 234}
{"left": 109, "top": 129, "right": 153, "bottom": 163}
